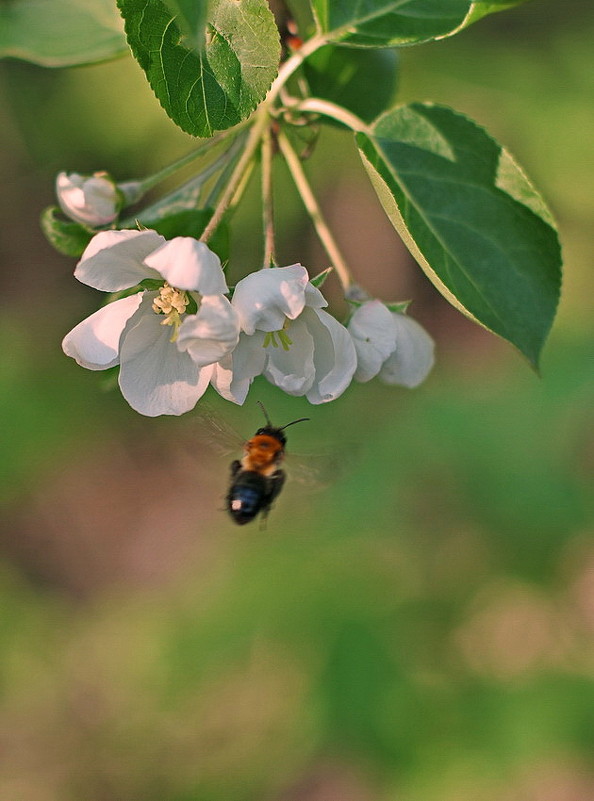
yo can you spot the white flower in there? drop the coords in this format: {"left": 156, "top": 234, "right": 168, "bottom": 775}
{"left": 211, "top": 264, "right": 357, "bottom": 405}
{"left": 56, "top": 172, "right": 120, "bottom": 227}
{"left": 380, "top": 312, "right": 435, "bottom": 388}
{"left": 348, "top": 300, "right": 435, "bottom": 388}
{"left": 62, "top": 230, "right": 239, "bottom": 416}
{"left": 348, "top": 299, "right": 398, "bottom": 382}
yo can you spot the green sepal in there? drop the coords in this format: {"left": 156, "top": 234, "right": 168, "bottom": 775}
{"left": 104, "top": 286, "right": 144, "bottom": 304}
{"left": 40, "top": 206, "right": 93, "bottom": 257}
{"left": 138, "top": 279, "right": 164, "bottom": 291}
{"left": 385, "top": 300, "right": 411, "bottom": 313}
{"left": 310, "top": 267, "right": 333, "bottom": 288}
{"left": 345, "top": 298, "right": 409, "bottom": 310}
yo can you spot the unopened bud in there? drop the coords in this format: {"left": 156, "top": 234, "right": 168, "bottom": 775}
{"left": 56, "top": 171, "right": 120, "bottom": 227}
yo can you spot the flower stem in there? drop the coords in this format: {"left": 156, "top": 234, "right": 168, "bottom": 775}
{"left": 137, "top": 128, "right": 240, "bottom": 193}
{"left": 228, "top": 159, "right": 256, "bottom": 216}
{"left": 197, "top": 35, "right": 328, "bottom": 245}
{"left": 200, "top": 108, "right": 270, "bottom": 244}
{"left": 290, "top": 97, "right": 370, "bottom": 134}
{"left": 277, "top": 130, "right": 354, "bottom": 291}
{"left": 125, "top": 136, "right": 245, "bottom": 227}
{"left": 203, "top": 133, "right": 247, "bottom": 210}
{"left": 261, "top": 123, "right": 277, "bottom": 267}
{"left": 267, "top": 35, "right": 327, "bottom": 105}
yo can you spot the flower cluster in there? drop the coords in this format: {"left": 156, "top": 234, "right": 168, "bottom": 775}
{"left": 63, "top": 230, "right": 435, "bottom": 416}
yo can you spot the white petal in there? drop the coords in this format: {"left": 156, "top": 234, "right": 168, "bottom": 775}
{"left": 75, "top": 229, "right": 165, "bottom": 291}
{"left": 232, "top": 264, "right": 309, "bottom": 335}
{"left": 144, "top": 237, "right": 228, "bottom": 294}
{"left": 303, "top": 308, "right": 357, "bottom": 404}
{"left": 118, "top": 296, "right": 211, "bottom": 416}
{"left": 56, "top": 171, "right": 83, "bottom": 192}
{"left": 210, "top": 333, "right": 267, "bottom": 405}
{"left": 210, "top": 358, "right": 247, "bottom": 406}
{"left": 263, "top": 316, "right": 315, "bottom": 396}
{"left": 230, "top": 331, "right": 268, "bottom": 382}
{"left": 62, "top": 293, "right": 142, "bottom": 370}
{"left": 379, "top": 314, "right": 435, "bottom": 388}
{"left": 176, "top": 295, "right": 239, "bottom": 367}
{"left": 210, "top": 357, "right": 238, "bottom": 404}
{"left": 348, "top": 300, "right": 398, "bottom": 382}
{"left": 304, "top": 281, "right": 328, "bottom": 309}
{"left": 56, "top": 172, "right": 119, "bottom": 227}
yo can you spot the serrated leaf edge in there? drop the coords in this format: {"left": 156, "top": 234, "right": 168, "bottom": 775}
{"left": 357, "top": 103, "right": 562, "bottom": 368}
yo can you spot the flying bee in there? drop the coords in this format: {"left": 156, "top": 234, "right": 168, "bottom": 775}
{"left": 226, "top": 402, "right": 309, "bottom": 526}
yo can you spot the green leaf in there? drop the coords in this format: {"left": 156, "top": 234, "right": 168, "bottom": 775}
{"left": 40, "top": 207, "right": 93, "bottom": 257}
{"left": 141, "top": 209, "right": 230, "bottom": 262}
{"left": 356, "top": 103, "right": 561, "bottom": 367}
{"left": 117, "top": 0, "right": 280, "bottom": 137}
{"left": 0, "top": 0, "right": 127, "bottom": 67}
{"left": 303, "top": 45, "right": 399, "bottom": 125}
{"left": 311, "top": 0, "right": 474, "bottom": 47}
{"left": 161, "top": 0, "right": 207, "bottom": 52}
{"left": 468, "top": 0, "right": 530, "bottom": 19}
{"left": 449, "top": 0, "right": 531, "bottom": 33}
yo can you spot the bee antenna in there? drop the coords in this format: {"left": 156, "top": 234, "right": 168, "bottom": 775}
{"left": 279, "top": 417, "right": 310, "bottom": 431}
{"left": 256, "top": 400, "right": 273, "bottom": 427}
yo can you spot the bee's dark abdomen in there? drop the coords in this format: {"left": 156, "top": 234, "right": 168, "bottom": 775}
{"left": 227, "top": 470, "right": 271, "bottom": 525}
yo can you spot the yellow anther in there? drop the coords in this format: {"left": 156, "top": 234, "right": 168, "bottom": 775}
{"left": 152, "top": 282, "right": 189, "bottom": 342}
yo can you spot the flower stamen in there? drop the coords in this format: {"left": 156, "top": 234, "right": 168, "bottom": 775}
{"left": 263, "top": 318, "right": 293, "bottom": 352}
{"left": 152, "top": 282, "right": 190, "bottom": 342}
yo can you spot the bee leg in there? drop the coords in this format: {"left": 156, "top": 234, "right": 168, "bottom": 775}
{"left": 230, "top": 459, "right": 242, "bottom": 477}
{"left": 257, "top": 469, "right": 286, "bottom": 529}
{"left": 268, "top": 469, "right": 286, "bottom": 505}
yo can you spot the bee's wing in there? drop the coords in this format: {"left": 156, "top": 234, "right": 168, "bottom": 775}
{"left": 190, "top": 404, "right": 248, "bottom": 457}
{"left": 284, "top": 449, "right": 348, "bottom": 491}
{"left": 187, "top": 404, "right": 354, "bottom": 490}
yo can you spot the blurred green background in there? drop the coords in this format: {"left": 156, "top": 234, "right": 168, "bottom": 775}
{"left": 1, "top": 1, "right": 593, "bottom": 799}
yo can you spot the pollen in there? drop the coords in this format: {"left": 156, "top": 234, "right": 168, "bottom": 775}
{"left": 152, "top": 282, "right": 189, "bottom": 342}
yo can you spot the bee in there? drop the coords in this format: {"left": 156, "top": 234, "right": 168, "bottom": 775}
{"left": 226, "top": 402, "right": 309, "bottom": 526}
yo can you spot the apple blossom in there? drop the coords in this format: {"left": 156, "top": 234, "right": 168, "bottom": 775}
{"left": 211, "top": 264, "right": 357, "bottom": 405}
{"left": 56, "top": 172, "right": 121, "bottom": 227}
{"left": 347, "top": 299, "right": 398, "bottom": 383}
{"left": 380, "top": 312, "right": 435, "bottom": 388}
{"left": 62, "top": 229, "right": 239, "bottom": 416}
{"left": 348, "top": 300, "right": 435, "bottom": 388}
{"left": 56, "top": 171, "right": 143, "bottom": 228}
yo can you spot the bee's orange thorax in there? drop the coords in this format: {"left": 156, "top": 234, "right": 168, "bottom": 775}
{"left": 242, "top": 434, "right": 284, "bottom": 475}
